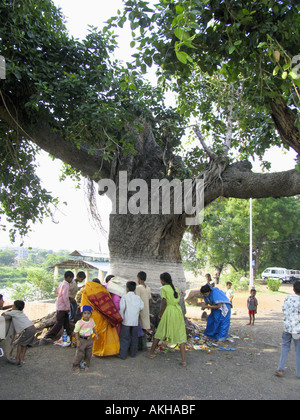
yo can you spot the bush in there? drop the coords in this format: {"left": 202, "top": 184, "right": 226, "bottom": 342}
{"left": 0, "top": 266, "right": 28, "bottom": 283}
{"left": 220, "top": 270, "right": 250, "bottom": 291}
{"left": 6, "top": 267, "right": 59, "bottom": 301}
{"left": 266, "top": 278, "right": 281, "bottom": 292}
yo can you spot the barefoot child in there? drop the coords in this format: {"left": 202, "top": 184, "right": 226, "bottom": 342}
{"left": 72, "top": 305, "right": 98, "bottom": 373}
{"left": 1, "top": 300, "right": 36, "bottom": 367}
{"left": 247, "top": 289, "right": 258, "bottom": 325}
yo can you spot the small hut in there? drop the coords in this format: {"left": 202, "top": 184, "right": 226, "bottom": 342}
{"left": 49, "top": 250, "right": 110, "bottom": 283}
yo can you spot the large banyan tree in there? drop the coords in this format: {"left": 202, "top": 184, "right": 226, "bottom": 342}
{"left": 0, "top": 0, "right": 299, "bottom": 292}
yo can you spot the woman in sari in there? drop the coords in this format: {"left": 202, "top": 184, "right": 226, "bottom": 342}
{"left": 80, "top": 280, "right": 122, "bottom": 357}
{"left": 104, "top": 275, "right": 121, "bottom": 336}
{"left": 200, "top": 284, "right": 232, "bottom": 344}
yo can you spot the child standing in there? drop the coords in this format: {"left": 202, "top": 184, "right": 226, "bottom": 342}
{"left": 1, "top": 300, "right": 36, "bottom": 367}
{"left": 205, "top": 273, "right": 215, "bottom": 290}
{"left": 69, "top": 271, "right": 86, "bottom": 322}
{"left": 135, "top": 271, "right": 151, "bottom": 351}
{"left": 41, "top": 270, "right": 74, "bottom": 344}
{"left": 72, "top": 305, "right": 98, "bottom": 373}
{"left": 225, "top": 282, "right": 234, "bottom": 306}
{"left": 119, "top": 281, "right": 144, "bottom": 359}
{"left": 247, "top": 289, "right": 258, "bottom": 325}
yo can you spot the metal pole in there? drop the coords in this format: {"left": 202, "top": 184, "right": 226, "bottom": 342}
{"left": 249, "top": 198, "right": 254, "bottom": 289}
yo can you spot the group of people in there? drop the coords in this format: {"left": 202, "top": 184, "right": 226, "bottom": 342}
{"left": 0, "top": 270, "right": 188, "bottom": 370}
{"left": 1, "top": 272, "right": 300, "bottom": 379}
{"left": 202, "top": 273, "right": 300, "bottom": 379}
{"left": 38, "top": 270, "right": 153, "bottom": 371}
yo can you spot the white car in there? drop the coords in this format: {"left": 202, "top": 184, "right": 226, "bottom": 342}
{"left": 288, "top": 270, "right": 300, "bottom": 282}
{"left": 261, "top": 267, "right": 291, "bottom": 283}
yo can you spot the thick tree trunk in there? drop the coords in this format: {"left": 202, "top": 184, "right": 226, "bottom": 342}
{"left": 213, "top": 264, "right": 224, "bottom": 285}
{"left": 108, "top": 213, "right": 187, "bottom": 293}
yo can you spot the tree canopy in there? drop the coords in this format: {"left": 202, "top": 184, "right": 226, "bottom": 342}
{"left": 0, "top": 0, "right": 300, "bottom": 246}
{"left": 111, "top": 0, "right": 300, "bottom": 166}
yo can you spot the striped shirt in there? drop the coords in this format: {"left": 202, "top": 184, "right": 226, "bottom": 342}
{"left": 74, "top": 318, "right": 96, "bottom": 337}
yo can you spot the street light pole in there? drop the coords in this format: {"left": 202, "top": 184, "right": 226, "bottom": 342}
{"left": 249, "top": 198, "right": 254, "bottom": 290}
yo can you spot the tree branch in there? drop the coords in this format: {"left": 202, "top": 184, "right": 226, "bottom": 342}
{"left": 192, "top": 125, "right": 217, "bottom": 159}
{"left": 0, "top": 106, "right": 111, "bottom": 180}
{"left": 205, "top": 162, "right": 300, "bottom": 205}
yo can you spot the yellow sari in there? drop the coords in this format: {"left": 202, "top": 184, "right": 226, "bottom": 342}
{"left": 81, "top": 281, "right": 121, "bottom": 357}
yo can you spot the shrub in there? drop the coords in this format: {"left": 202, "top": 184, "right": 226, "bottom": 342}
{"left": 6, "top": 267, "right": 59, "bottom": 301}
{"left": 220, "top": 270, "right": 250, "bottom": 291}
{"left": 266, "top": 278, "right": 281, "bottom": 292}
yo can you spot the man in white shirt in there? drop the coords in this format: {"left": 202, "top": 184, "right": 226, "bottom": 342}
{"left": 119, "top": 281, "right": 144, "bottom": 359}
{"left": 276, "top": 280, "right": 300, "bottom": 378}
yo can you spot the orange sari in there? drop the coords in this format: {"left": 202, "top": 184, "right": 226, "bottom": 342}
{"left": 81, "top": 281, "right": 122, "bottom": 357}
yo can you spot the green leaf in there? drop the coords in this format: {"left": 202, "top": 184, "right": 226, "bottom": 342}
{"left": 175, "top": 5, "right": 184, "bottom": 14}
{"left": 174, "top": 28, "right": 190, "bottom": 41}
{"left": 257, "top": 42, "right": 267, "bottom": 48}
{"left": 176, "top": 50, "right": 188, "bottom": 64}
{"left": 289, "top": 70, "right": 299, "bottom": 80}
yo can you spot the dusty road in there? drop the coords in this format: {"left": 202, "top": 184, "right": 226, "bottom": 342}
{"left": 0, "top": 283, "right": 299, "bottom": 401}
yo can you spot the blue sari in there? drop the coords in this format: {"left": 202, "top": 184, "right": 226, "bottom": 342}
{"left": 203, "top": 288, "right": 232, "bottom": 342}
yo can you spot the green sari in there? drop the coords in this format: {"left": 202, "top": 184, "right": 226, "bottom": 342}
{"left": 154, "top": 284, "right": 187, "bottom": 345}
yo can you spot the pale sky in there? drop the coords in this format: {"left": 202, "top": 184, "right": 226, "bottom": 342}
{"left": 0, "top": 0, "right": 297, "bottom": 252}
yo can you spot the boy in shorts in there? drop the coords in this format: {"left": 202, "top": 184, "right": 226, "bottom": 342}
{"left": 247, "top": 289, "right": 258, "bottom": 325}
{"left": 1, "top": 300, "right": 36, "bottom": 366}
{"left": 72, "top": 305, "right": 98, "bottom": 373}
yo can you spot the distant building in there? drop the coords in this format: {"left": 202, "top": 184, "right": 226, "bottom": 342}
{"left": 70, "top": 250, "right": 109, "bottom": 262}
{"left": 17, "top": 247, "right": 28, "bottom": 260}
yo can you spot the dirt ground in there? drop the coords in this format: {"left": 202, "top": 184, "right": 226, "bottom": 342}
{"left": 0, "top": 283, "right": 299, "bottom": 401}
